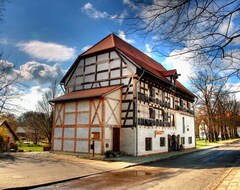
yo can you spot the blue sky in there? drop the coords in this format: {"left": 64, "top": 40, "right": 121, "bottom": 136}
{"left": 0, "top": 0, "right": 239, "bottom": 113}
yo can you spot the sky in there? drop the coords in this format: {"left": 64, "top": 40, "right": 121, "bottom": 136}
{"left": 0, "top": 0, "right": 239, "bottom": 115}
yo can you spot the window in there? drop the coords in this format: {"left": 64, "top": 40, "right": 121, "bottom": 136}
{"left": 187, "top": 102, "right": 191, "bottom": 110}
{"left": 160, "top": 137, "right": 165, "bottom": 147}
{"left": 145, "top": 138, "right": 152, "bottom": 151}
{"left": 180, "top": 99, "right": 184, "bottom": 107}
{"left": 181, "top": 137, "right": 185, "bottom": 145}
{"left": 188, "top": 137, "right": 192, "bottom": 144}
{"left": 149, "top": 86, "right": 155, "bottom": 98}
{"left": 182, "top": 117, "right": 185, "bottom": 133}
{"left": 149, "top": 108, "right": 155, "bottom": 119}
{"left": 171, "top": 114, "right": 175, "bottom": 126}
{"left": 170, "top": 96, "right": 174, "bottom": 108}
{"left": 162, "top": 91, "right": 165, "bottom": 101}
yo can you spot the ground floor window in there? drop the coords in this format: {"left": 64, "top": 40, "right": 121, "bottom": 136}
{"left": 181, "top": 137, "right": 185, "bottom": 145}
{"left": 188, "top": 137, "right": 192, "bottom": 144}
{"left": 145, "top": 137, "right": 152, "bottom": 151}
{"left": 160, "top": 137, "right": 165, "bottom": 147}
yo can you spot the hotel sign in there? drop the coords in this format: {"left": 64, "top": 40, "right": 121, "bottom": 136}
{"left": 154, "top": 130, "right": 164, "bottom": 137}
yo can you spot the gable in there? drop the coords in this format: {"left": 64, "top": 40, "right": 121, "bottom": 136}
{"left": 63, "top": 50, "right": 136, "bottom": 92}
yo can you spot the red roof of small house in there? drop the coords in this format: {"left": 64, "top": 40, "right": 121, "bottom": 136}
{"left": 62, "top": 33, "right": 195, "bottom": 97}
{"left": 51, "top": 85, "right": 122, "bottom": 102}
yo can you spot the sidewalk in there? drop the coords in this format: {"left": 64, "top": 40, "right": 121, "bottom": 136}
{"left": 0, "top": 139, "right": 239, "bottom": 190}
{"left": 213, "top": 165, "right": 240, "bottom": 190}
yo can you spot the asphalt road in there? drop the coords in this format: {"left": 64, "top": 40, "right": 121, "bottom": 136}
{"left": 34, "top": 141, "right": 240, "bottom": 190}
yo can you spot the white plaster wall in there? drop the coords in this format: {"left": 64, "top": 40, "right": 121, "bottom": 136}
{"left": 89, "top": 141, "right": 101, "bottom": 154}
{"left": 137, "top": 127, "right": 168, "bottom": 156}
{"left": 175, "top": 113, "right": 195, "bottom": 149}
{"left": 64, "top": 128, "right": 74, "bottom": 138}
{"left": 98, "top": 62, "right": 109, "bottom": 71}
{"left": 97, "top": 72, "right": 109, "bottom": 80}
{"left": 85, "top": 65, "right": 95, "bottom": 74}
{"left": 53, "top": 139, "right": 62, "bottom": 151}
{"left": 85, "top": 56, "right": 96, "bottom": 65}
{"left": 76, "top": 128, "right": 88, "bottom": 139}
{"left": 76, "top": 141, "right": 88, "bottom": 153}
{"left": 104, "top": 127, "right": 112, "bottom": 151}
{"left": 63, "top": 140, "right": 74, "bottom": 152}
{"left": 65, "top": 102, "right": 75, "bottom": 112}
{"left": 77, "top": 113, "right": 89, "bottom": 124}
{"left": 121, "top": 128, "right": 136, "bottom": 155}
{"left": 97, "top": 53, "right": 108, "bottom": 62}
{"left": 64, "top": 114, "right": 75, "bottom": 125}
{"left": 121, "top": 56, "right": 136, "bottom": 73}
{"left": 54, "top": 128, "right": 62, "bottom": 138}
{"left": 110, "top": 51, "right": 118, "bottom": 59}
{"left": 78, "top": 101, "right": 89, "bottom": 111}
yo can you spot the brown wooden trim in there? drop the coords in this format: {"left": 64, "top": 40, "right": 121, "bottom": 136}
{"left": 74, "top": 101, "right": 78, "bottom": 152}
{"left": 61, "top": 103, "right": 66, "bottom": 151}
{"left": 66, "top": 74, "right": 137, "bottom": 88}
{"left": 88, "top": 100, "right": 91, "bottom": 153}
{"left": 91, "top": 99, "right": 102, "bottom": 125}
{"left": 101, "top": 98, "right": 105, "bottom": 154}
{"left": 106, "top": 98, "right": 120, "bottom": 124}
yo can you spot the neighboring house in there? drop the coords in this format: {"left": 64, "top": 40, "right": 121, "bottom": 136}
{"left": 0, "top": 120, "right": 19, "bottom": 144}
{"left": 198, "top": 120, "right": 208, "bottom": 140}
{"left": 237, "top": 127, "right": 240, "bottom": 137}
{"left": 51, "top": 33, "right": 196, "bottom": 156}
{"left": 15, "top": 127, "right": 27, "bottom": 140}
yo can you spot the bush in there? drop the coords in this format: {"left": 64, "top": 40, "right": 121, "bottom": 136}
{"left": 0, "top": 135, "right": 6, "bottom": 152}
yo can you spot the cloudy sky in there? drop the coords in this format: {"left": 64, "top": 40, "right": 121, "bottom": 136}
{"left": 0, "top": 0, "right": 239, "bottom": 114}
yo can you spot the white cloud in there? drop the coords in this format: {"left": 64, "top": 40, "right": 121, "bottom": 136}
{"left": 12, "top": 86, "right": 51, "bottom": 114}
{"left": 118, "top": 30, "right": 135, "bottom": 44}
{"left": 228, "top": 82, "right": 240, "bottom": 101}
{"left": 162, "top": 48, "right": 195, "bottom": 86}
{"left": 122, "top": 0, "right": 137, "bottom": 9}
{"left": 81, "top": 45, "right": 92, "bottom": 52}
{"left": 17, "top": 41, "right": 75, "bottom": 62}
{"left": 82, "top": 2, "right": 117, "bottom": 20}
{"left": 19, "top": 61, "right": 64, "bottom": 84}
{"left": 81, "top": 2, "right": 127, "bottom": 23}
{"left": 145, "top": 43, "right": 153, "bottom": 57}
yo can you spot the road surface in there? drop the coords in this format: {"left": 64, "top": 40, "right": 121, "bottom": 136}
{"left": 34, "top": 141, "right": 240, "bottom": 190}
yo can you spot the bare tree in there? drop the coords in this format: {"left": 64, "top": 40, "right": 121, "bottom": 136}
{"left": 127, "top": 0, "right": 240, "bottom": 78}
{"left": 0, "top": 60, "right": 25, "bottom": 113}
{"left": 190, "top": 66, "right": 231, "bottom": 141}
{"left": 36, "top": 81, "right": 61, "bottom": 145}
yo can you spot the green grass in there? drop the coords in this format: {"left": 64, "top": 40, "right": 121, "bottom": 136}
{"left": 17, "top": 142, "right": 44, "bottom": 152}
{"left": 196, "top": 139, "right": 238, "bottom": 149}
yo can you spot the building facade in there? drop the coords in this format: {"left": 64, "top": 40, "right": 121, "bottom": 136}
{"left": 51, "top": 34, "right": 196, "bottom": 156}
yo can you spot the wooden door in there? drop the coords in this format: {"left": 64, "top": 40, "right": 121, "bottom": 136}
{"left": 113, "top": 128, "right": 120, "bottom": 152}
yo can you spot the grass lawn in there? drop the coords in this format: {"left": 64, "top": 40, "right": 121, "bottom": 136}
{"left": 17, "top": 142, "right": 44, "bottom": 152}
{"left": 196, "top": 139, "right": 238, "bottom": 149}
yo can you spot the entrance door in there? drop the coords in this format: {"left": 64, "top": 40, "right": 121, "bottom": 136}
{"left": 113, "top": 128, "right": 120, "bottom": 152}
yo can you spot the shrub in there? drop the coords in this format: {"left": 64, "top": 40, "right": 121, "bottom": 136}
{"left": 0, "top": 135, "right": 6, "bottom": 152}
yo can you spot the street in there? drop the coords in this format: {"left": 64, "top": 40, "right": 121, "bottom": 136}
{"left": 35, "top": 141, "right": 240, "bottom": 190}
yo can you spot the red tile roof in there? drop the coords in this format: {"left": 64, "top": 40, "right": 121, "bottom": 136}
{"left": 64, "top": 33, "right": 195, "bottom": 97}
{"left": 51, "top": 85, "right": 122, "bottom": 102}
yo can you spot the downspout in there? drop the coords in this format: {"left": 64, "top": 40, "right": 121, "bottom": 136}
{"left": 135, "top": 70, "right": 145, "bottom": 157}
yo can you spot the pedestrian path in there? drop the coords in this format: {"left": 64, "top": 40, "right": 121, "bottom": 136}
{"left": 214, "top": 166, "right": 240, "bottom": 190}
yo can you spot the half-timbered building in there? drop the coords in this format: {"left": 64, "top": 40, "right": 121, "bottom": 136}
{"left": 51, "top": 33, "right": 196, "bottom": 156}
